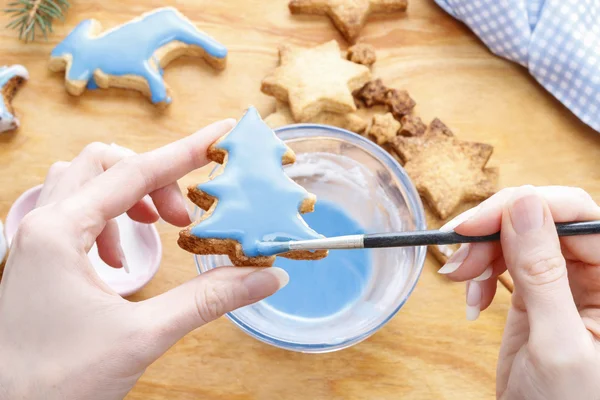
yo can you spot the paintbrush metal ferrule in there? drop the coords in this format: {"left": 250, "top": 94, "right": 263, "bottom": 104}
{"left": 288, "top": 234, "right": 364, "bottom": 251}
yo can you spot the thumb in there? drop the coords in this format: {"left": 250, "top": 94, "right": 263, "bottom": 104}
{"left": 501, "top": 187, "right": 587, "bottom": 348}
{"left": 138, "top": 266, "right": 288, "bottom": 356}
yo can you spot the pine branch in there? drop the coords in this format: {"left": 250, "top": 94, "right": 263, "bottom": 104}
{"left": 4, "top": 0, "right": 69, "bottom": 42}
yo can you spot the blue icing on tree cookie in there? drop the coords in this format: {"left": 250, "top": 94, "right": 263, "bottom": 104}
{"left": 189, "top": 106, "right": 324, "bottom": 259}
{"left": 49, "top": 7, "right": 227, "bottom": 104}
{"left": 0, "top": 65, "right": 28, "bottom": 133}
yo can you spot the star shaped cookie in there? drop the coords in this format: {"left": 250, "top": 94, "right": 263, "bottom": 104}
{"left": 265, "top": 101, "right": 367, "bottom": 133}
{"left": 289, "top": 0, "right": 408, "bottom": 43}
{"left": 390, "top": 118, "right": 498, "bottom": 219}
{"left": 368, "top": 112, "right": 399, "bottom": 145}
{"left": 261, "top": 40, "right": 371, "bottom": 122}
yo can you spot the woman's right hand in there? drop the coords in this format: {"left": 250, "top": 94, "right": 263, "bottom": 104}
{"left": 438, "top": 186, "right": 600, "bottom": 399}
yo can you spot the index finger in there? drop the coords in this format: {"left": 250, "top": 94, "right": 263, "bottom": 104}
{"left": 62, "top": 118, "right": 235, "bottom": 239}
{"left": 453, "top": 186, "right": 600, "bottom": 236}
{"left": 448, "top": 185, "right": 600, "bottom": 266}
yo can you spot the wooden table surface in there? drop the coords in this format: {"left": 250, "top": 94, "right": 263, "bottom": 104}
{"left": 1, "top": 0, "right": 599, "bottom": 399}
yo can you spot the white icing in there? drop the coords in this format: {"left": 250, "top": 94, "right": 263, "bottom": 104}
{"left": 284, "top": 153, "right": 404, "bottom": 233}
{"left": 0, "top": 220, "right": 7, "bottom": 265}
{"left": 286, "top": 157, "right": 370, "bottom": 192}
{"left": 0, "top": 64, "right": 29, "bottom": 133}
{"left": 2, "top": 65, "right": 29, "bottom": 80}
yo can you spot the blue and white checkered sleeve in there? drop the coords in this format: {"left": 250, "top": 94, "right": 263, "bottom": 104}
{"left": 434, "top": 0, "right": 600, "bottom": 133}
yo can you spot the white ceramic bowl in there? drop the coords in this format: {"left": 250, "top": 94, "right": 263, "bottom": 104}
{"left": 4, "top": 185, "right": 162, "bottom": 296}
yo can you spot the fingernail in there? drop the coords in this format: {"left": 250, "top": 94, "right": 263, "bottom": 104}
{"left": 142, "top": 194, "right": 153, "bottom": 205}
{"left": 142, "top": 195, "right": 158, "bottom": 214}
{"left": 122, "top": 257, "right": 130, "bottom": 274}
{"left": 243, "top": 267, "right": 289, "bottom": 300}
{"left": 509, "top": 193, "right": 545, "bottom": 234}
{"left": 439, "top": 205, "right": 481, "bottom": 232}
{"left": 219, "top": 118, "right": 237, "bottom": 128}
{"left": 466, "top": 281, "right": 482, "bottom": 321}
{"left": 438, "top": 244, "right": 470, "bottom": 274}
{"left": 110, "top": 142, "right": 137, "bottom": 156}
{"left": 187, "top": 203, "right": 197, "bottom": 223}
{"left": 176, "top": 191, "right": 192, "bottom": 224}
{"left": 116, "top": 245, "right": 130, "bottom": 274}
{"left": 473, "top": 266, "right": 493, "bottom": 282}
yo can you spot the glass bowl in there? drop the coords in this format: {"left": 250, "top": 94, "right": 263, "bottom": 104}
{"left": 194, "top": 124, "right": 426, "bottom": 353}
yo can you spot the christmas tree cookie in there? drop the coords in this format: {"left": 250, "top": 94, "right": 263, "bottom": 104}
{"left": 178, "top": 106, "right": 328, "bottom": 266}
{"left": 49, "top": 7, "right": 227, "bottom": 105}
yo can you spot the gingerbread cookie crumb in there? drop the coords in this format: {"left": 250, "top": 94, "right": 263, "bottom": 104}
{"left": 354, "top": 79, "right": 388, "bottom": 107}
{"left": 385, "top": 89, "right": 416, "bottom": 120}
{"left": 399, "top": 114, "right": 426, "bottom": 137}
{"left": 347, "top": 43, "right": 376, "bottom": 66}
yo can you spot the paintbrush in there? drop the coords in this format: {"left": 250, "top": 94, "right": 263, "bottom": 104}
{"left": 257, "top": 220, "right": 600, "bottom": 256}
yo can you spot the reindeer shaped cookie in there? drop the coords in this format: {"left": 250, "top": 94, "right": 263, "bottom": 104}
{"left": 49, "top": 7, "right": 228, "bottom": 105}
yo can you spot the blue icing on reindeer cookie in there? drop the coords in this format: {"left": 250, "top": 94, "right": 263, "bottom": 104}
{"left": 50, "top": 7, "right": 227, "bottom": 104}
{"left": 190, "top": 106, "right": 323, "bottom": 258}
{"left": 0, "top": 65, "right": 28, "bottom": 133}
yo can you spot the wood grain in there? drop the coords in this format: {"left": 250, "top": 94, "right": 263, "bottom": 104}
{"left": 0, "top": 0, "right": 599, "bottom": 398}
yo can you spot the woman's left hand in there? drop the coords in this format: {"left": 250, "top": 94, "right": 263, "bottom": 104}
{"left": 0, "top": 119, "right": 288, "bottom": 400}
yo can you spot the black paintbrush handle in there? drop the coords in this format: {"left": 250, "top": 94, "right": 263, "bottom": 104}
{"left": 363, "top": 220, "right": 600, "bottom": 249}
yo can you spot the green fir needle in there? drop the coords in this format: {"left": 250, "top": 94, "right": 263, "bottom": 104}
{"left": 4, "top": 0, "right": 69, "bottom": 42}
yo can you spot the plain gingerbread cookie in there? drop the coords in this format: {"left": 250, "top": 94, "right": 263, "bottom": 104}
{"left": 261, "top": 40, "right": 371, "bottom": 122}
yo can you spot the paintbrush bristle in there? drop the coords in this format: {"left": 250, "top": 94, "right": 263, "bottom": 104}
{"left": 256, "top": 241, "right": 292, "bottom": 257}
